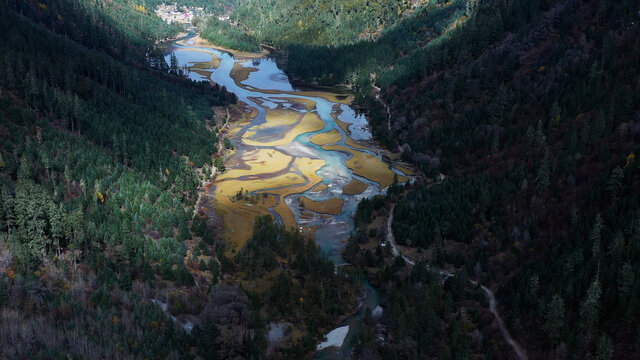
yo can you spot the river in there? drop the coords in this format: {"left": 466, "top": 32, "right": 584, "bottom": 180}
{"left": 166, "top": 34, "right": 412, "bottom": 358}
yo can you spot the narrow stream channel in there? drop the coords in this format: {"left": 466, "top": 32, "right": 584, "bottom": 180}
{"left": 166, "top": 34, "right": 411, "bottom": 358}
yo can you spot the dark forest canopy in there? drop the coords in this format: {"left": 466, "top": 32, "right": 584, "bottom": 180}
{"left": 0, "top": 0, "right": 358, "bottom": 357}
{"left": 346, "top": 0, "right": 640, "bottom": 359}
{"left": 1, "top": 0, "right": 640, "bottom": 358}
{"left": 0, "top": 0, "right": 249, "bottom": 357}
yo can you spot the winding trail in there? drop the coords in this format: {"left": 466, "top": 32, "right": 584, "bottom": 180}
{"left": 386, "top": 209, "right": 414, "bottom": 266}
{"left": 372, "top": 85, "right": 403, "bottom": 154}
{"left": 386, "top": 205, "right": 527, "bottom": 360}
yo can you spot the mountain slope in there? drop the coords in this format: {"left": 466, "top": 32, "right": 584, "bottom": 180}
{"left": 0, "top": 1, "right": 259, "bottom": 358}
{"left": 0, "top": 1, "right": 361, "bottom": 357}
{"left": 350, "top": 0, "right": 640, "bottom": 358}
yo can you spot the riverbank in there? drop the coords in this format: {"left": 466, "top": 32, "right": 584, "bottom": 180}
{"left": 177, "top": 34, "right": 270, "bottom": 59}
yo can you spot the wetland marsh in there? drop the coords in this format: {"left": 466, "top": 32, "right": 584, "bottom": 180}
{"left": 166, "top": 35, "right": 411, "bottom": 265}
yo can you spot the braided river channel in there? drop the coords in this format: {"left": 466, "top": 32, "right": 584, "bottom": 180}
{"left": 166, "top": 34, "right": 413, "bottom": 358}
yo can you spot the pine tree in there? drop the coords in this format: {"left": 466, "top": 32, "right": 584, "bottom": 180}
{"left": 581, "top": 115, "right": 591, "bottom": 147}
{"left": 170, "top": 53, "right": 179, "bottom": 74}
{"left": 15, "top": 181, "right": 51, "bottom": 257}
{"left": 596, "top": 334, "right": 613, "bottom": 360}
{"left": 529, "top": 274, "right": 540, "bottom": 298}
{"left": 581, "top": 276, "right": 602, "bottom": 342}
{"left": 550, "top": 100, "right": 561, "bottom": 127}
{"left": 536, "top": 147, "right": 550, "bottom": 194}
{"left": 544, "top": 294, "right": 565, "bottom": 347}
{"left": 618, "top": 262, "right": 635, "bottom": 296}
{"left": 594, "top": 110, "right": 606, "bottom": 139}
{"left": 68, "top": 207, "right": 86, "bottom": 252}
{"left": 606, "top": 166, "right": 624, "bottom": 197}
{"left": 5, "top": 57, "right": 14, "bottom": 91}
{"left": 535, "top": 119, "right": 546, "bottom": 145}
{"left": 466, "top": 0, "right": 479, "bottom": 16}
{"left": 0, "top": 186, "right": 15, "bottom": 234}
{"left": 590, "top": 214, "right": 603, "bottom": 260}
{"left": 48, "top": 202, "right": 64, "bottom": 255}
{"left": 17, "top": 156, "right": 33, "bottom": 182}
{"left": 0, "top": 276, "right": 8, "bottom": 306}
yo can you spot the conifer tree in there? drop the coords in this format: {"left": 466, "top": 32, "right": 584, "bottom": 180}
{"left": 544, "top": 294, "right": 565, "bottom": 347}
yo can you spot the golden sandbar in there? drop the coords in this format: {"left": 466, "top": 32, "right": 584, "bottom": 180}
{"left": 267, "top": 158, "right": 326, "bottom": 229}
{"left": 216, "top": 148, "right": 293, "bottom": 180}
{"left": 271, "top": 97, "right": 318, "bottom": 111}
{"left": 322, "top": 145, "right": 407, "bottom": 189}
{"left": 310, "top": 129, "right": 342, "bottom": 146}
{"left": 243, "top": 112, "right": 324, "bottom": 147}
{"left": 231, "top": 62, "right": 258, "bottom": 87}
{"left": 176, "top": 35, "right": 269, "bottom": 59}
{"left": 300, "top": 196, "right": 344, "bottom": 215}
{"left": 342, "top": 179, "right": 368, "bottom": 195}
{"left": 394, "top": 164, "right": 415, "bottom": 176}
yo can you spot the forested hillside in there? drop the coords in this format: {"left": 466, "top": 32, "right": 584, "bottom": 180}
{"left": 196, "top": 0, "right": 422, "bottom": 53}
{"left": 3, "top": 0, "right": 639, "bottom": 358}
{"left": 229, "top": 0, "right": 411, "bottom": 46}
{"left": 0, "top": 0, "right": 254, "bottom": 357}
{"left": 8, "top": 0, "right": 182, "bottom": 56}
{"left": 0, "top": 0, "right": 364, "bottom": 357}
{"left": 347, "top": 0, "right": 640, "bottom": 359}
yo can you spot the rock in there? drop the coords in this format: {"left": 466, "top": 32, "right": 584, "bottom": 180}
{"left": 316, "top": 325, "right": 350, "bottom": 351}
{"left": 372, "top": 305, "right": 384, "bottom": 319}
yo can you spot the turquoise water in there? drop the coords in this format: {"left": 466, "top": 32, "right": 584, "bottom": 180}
{"left": 315, "top": 278, "right": 383, "bottom": 359}
{"left": 239, "top": 58, "right": 295, "bottom": 92}
{"left": 166, "top": 35, "right": 401, "bottom": 357}
{"left": 166, "top": 38, "right": 407, "bottom": 263}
